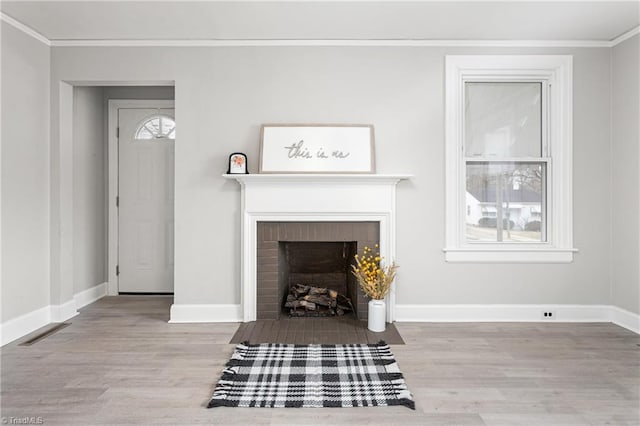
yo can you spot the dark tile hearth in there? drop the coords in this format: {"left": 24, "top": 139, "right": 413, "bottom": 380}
{"left": 230, "top": 317, "right": 404, "bottom": 345}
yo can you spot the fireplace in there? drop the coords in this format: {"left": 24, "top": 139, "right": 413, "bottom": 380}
{"left": 256, "top": 221, "right": 379, "bottom": 320}
{"left": 220, "top": 173, "right": 409, "bottom": 323}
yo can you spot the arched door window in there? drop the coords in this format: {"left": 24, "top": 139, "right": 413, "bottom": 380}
{"left": 135, "top": 115, "right": 176, "bottom": 140}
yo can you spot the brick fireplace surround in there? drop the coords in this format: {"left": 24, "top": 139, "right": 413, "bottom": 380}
{"left": 257, "top": 221, "right": 379, "bottom": 320}
{"left": 222, "top": 173, "right": 410, "bottom": 322}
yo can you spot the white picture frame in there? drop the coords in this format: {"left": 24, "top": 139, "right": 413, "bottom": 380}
{"left": 259, "top": 124, "right": 375, "bottom": 174}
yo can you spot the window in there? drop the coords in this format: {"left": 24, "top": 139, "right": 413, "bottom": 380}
{"left": 135, "top": 115, "right": 176, "bottom": 140}
{"left": 444, "top": 56, "right": 576, "bottom": 262}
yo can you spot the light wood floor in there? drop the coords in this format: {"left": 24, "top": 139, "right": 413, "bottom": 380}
{"left": 1, "top": 296, "right": 638, "bottom": 425}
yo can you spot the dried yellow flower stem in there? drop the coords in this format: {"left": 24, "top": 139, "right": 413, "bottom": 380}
{"left": 351, "top": 246, "right": 398, "bottom": 300}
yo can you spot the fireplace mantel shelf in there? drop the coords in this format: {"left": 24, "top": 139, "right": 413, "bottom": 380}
{"left": 223, "top": 173, "right": 412, "bottom": 184}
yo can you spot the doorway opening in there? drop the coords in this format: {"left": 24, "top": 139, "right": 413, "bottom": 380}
{"left": 56, "top": 84, "right": 175, "bottom": 323}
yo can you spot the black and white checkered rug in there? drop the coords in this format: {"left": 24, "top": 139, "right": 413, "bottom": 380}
{"left": 207, "top": 341, "right": 414, "bottom": 409}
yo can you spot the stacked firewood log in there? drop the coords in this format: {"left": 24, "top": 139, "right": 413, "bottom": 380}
{"left": 285, "top": 284, "right": 353, "bottom": 317}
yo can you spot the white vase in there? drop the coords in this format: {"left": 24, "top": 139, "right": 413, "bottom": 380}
{"left": 368, "top": 299, "right": 386, "bottom": 332}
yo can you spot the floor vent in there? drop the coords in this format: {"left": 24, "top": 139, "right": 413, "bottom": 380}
{"left": 18, "top": 323, "right": 71, "bottom": 346}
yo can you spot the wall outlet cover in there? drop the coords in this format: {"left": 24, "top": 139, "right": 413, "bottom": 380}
{"left": 541, "top": 310, "right": 556, "bottom": 320}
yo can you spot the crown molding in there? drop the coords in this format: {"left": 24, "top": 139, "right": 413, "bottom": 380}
{"left": 611, "top": 26, "right": 640, "bottom": 47}
{"left": 49, "top": 38, "right": 614, "bottom": 48}
{"left": 1, "top": 11, "right": 634, "bottom": 49}
{"left": 0, "top": 12, "right": 51, "bottom": 46}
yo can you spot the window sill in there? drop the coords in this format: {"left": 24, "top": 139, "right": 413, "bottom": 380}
{"left": 443, "top": 247, "right": 578, "bottom": 263}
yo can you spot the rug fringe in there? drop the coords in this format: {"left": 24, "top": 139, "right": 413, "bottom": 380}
{"left": 207, "top": 398, "right": 233, "bottom": 408}
{"left": 376, "top": 345, "right": 396, "bottom": 364}
{"left": 390, "top": 397, "right": 416, "bottom": 410}
{"left": 384, "top": 372, "right": 405, "bottom": 381}
{"left": 225, "top": 359, "right": 244, "bottom": 367}
{"left": 390, "top": 377, "right": 415, "bottom": 409}
{"left": 219, "top": 369, "right": 238, "bottom": 381}
{"left": 208, "top": 367, "right": 238, "bottom": 409}
{"left": 375, "top": 342, "right": 393, "bottom": 355}
{"left": 225, "top": 341, "right": 250, "bottom": 367}
{"left": 390, "top": 377, "right": 410, "bottom": 387}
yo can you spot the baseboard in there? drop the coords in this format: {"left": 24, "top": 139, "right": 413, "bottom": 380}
{"left": 169, "top": 304, "right": 242, "bottom": 323}
{"left": 395, "top": 304, "right": 612, "bottom": 322}
{"left": 610, "top": 306, "right": 640, "bottom": 334}
{"left": 1, "top": 283, "right": 108, "bottom": 346}
{"left": 0, "top": 305, "right": 51, "bottom": 346}
{"left": 74, "top": 282, "right": 108, "bottom": 310}
{"left": 395, "top": 304, "right": 639, "bottom": 334}
{"left": 50, "top": 299, "right": 79, "bottom": 323}
{"left": 1, "top": 302, "right": 77, "bottom": 347}
{"left": 167, "top": 303, "right": 636, "bottom": 333}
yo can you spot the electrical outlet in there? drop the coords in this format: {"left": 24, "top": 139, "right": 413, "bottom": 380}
{"left": 541, "top": 310, "right": 556, "bottom": 320}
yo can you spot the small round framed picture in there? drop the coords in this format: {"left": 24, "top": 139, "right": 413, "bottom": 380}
{"left": 227, "top": 152, "right": 248, "bottom": 174}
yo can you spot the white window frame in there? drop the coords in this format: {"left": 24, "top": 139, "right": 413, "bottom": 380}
{"left": 444, "top": 55, "right": 577, "bottom": 263}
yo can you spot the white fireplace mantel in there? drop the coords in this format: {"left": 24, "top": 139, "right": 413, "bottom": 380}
{"left": 223, "top": 173, "right": 411, "bottom": 184}
{"left": 223, "top": 173, "right": 411, "bottom": 322}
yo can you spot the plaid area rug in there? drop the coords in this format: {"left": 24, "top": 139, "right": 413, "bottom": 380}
{"left": 207, "top": 341, "right": 414, "bottom": 409}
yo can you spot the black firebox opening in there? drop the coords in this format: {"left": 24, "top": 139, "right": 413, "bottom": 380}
{"left": 279, "top": 241, "right": 358, "bottom": 317}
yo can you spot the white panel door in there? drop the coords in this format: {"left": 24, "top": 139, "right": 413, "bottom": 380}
{"left": 118, "top": 108, "right": 175, "bottom": 293}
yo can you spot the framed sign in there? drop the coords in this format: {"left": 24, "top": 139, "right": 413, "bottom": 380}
{"left": 259, "top": 124, "right": 375, "bottom": 173}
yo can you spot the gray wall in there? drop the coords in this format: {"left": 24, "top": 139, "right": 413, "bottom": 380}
{"left": 72, "top": 86, "right": 107, "bottom": 294}
{"left": 49, "top": 45, "right": 614, "bottom": 309}
{"left": 1, "top": 24, "right": 51, "bottom": 321}
{"left": 612, "top": 34, "right": 640, "bottom": 315}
